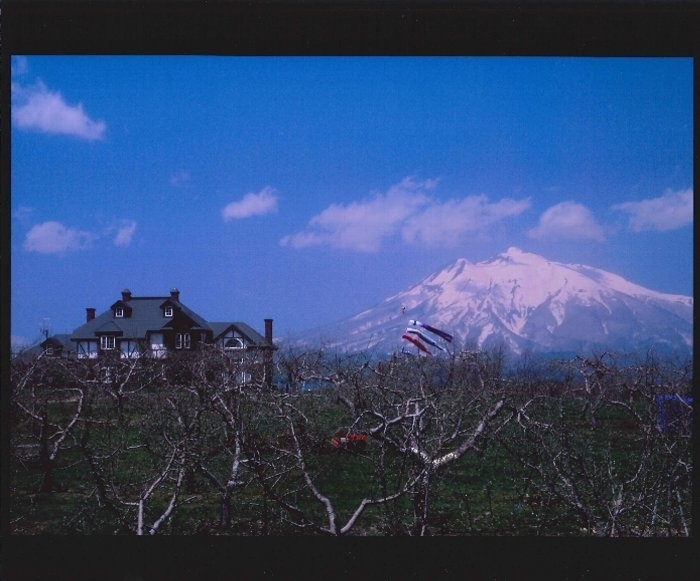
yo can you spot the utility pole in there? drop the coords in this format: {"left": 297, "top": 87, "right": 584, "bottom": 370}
{"left": 40, "top": 318, "right": 51, "bottom": 340}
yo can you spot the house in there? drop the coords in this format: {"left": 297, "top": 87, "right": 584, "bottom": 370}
{"left": 40, "top": 334, "right": 74, "bottom": 358}
{"left": 40, "top": 287, "right": 277, "bottom": 384}
{"left": 13, "top": 333, "right": 75, "bottom": 363}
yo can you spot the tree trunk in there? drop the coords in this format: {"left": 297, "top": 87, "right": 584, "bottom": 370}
{"left": 412, "top": 470, "right": 432, "bottom": 536}
{"left": 116, "top": 394, "right": 126, "bottom": 427}
{"left": 219, "top": 489, "right": 232, "bottom": 529}
{"left": 38, "top": 412, "right": 54, "bottom": 493}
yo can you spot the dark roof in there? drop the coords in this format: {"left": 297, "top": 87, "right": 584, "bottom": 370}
{"left": 94, "top": 321, "right": 124, "bottom": 335}
{"left": 209, "top": 322, "right": 273, "bottom": 349}
{"left": 42, "top": 333, "right": 72, "bottom": 348}
{"left": 70, "top": 296, "right": 213, "bottom": 341}
{"left": 13, "top": 333, "right": 73, "bottom": 362}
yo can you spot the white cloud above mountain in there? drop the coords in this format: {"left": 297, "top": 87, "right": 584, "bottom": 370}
{"left": 280, "top": 177, "right": 434, "bottom": 252}
{"left": 528, "top": 201, "right": 606, "bottom": 242}
{"left": 402, "top": 194, "right": 531, "bottom": 247}
{"left": 280, "top": 177, "right": 531, "bottom": 252}
{"left": 612, "top": 188, "right": 693, "bottom": 232}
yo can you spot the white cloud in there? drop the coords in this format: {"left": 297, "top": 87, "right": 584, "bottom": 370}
{"left": 402, "top": 194, "right": 531, "bottom": 247}
{"left": 23, "top": 218, "right": 137, "bottom": 253}
{"left": 612, "top": 188, "right": 693, "bottom": 232}
{"left": 280, "top": 177, "right": 435, "bottom": 252}
{"left": 112, "top": 220, "right": 137, "bottom": 247}
{"left": 12, "top": 80, "right": 106, "bottom": 141}
{"left": 222, "top": 186, "right": 279, "bottom": 221}
{"left": 528, "top": 201, "right": 606, "bottom": 242}
{"left": 280, "top": 177, "right": 532, "bottom": 252}
{"left": 23, "top": 221, "right": 96, "bottom": 254}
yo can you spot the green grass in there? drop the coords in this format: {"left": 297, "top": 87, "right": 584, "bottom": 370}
{"left": 9, "top": 425, "right": 685, "bottom": 536}
{"left": 9, "top": 380, "right": 691, "bottom": 536}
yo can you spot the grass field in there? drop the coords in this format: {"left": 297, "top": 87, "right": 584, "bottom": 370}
{"left": 9, "top": 352, "right": 692, "bottom": 536}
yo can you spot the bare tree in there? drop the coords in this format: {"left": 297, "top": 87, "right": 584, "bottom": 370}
{"left": 75, "top": 378, "right": 192, "bottom": 534}
{"left": 247, "top": 349, "right": 511, "bottom": 535}
{"left": 12, "top": 341, "right": 689, "bottom": 537}
{"left": 173, "top": 346, "right": 257, "bottom": 531}
{"left": 503, "top": 350, "right": 692, "bottom": 536}
{"left": 245, "top": 388, "right": 423, "bottom": 535}
{"left": 97, "top": 349, "right": 162, "bottom": 425}
{"left": 11, "top": 353, "right": 88, "bottom": 494}
{"left": 335, "top": 351, "right": 510, "bottom": 535}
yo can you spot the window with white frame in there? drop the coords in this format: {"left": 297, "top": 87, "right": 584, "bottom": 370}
{"left": 175, "top": 333, "right": 191, "bottom": 349}
{"left": 164, "top": 307, "right": 174, "bottom": 317}
{"left": 100, "top": 335, "right": 116, "bottom": 350}
{"left": 115, "top": 307, "right": 124, "bottom": 318}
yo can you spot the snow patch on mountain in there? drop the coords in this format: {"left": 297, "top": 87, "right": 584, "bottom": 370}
{"left": 295, "top": 248, "right": 693, "bottom": 357}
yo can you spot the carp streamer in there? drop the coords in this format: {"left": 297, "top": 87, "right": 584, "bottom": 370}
{"left": 400, "top": 314, "right": 453, "bottom": 355}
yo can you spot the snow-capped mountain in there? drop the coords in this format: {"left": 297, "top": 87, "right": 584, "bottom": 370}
{"left": 297, "top": 247, "right": 693, "bottom": 357}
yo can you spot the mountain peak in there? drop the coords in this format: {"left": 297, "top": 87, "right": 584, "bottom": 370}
{"left": 297, "top": 248, "right": 693, "bottom": 357}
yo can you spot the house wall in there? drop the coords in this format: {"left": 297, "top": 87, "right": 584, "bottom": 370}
{"left": 76, "top": 340, "right": 99, "bottom": 359}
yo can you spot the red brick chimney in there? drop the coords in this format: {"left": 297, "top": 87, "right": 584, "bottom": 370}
{"left": 170, "top": 288, "right": 180, "bottom": 301}
{"left": 122, "top": 288, "right": 132, "bottom": 302}
{"left": 86, "top": 308, "right": 96, "bottom": 322}
{"left": 264, "top": 318, "right": 273, "bottom": 346}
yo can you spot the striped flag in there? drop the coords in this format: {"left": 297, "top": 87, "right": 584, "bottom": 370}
{"left": 409, "top": 319, "right": 453, "bottom": 343}
{"left": 406, "top": 328, "right": 447, "bottom": 352}
{"left": 401, "top": 333, "right": 432, "bottom": 355}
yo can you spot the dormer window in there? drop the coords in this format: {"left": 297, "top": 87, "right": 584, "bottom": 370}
{"left": 101, "top": 336, "right": 116, "bottom": 350}
{"left": 110, "top": 300, "right": 132, "bottom": 319}
{"left": 164, "top": 307, "right": 173, "bottom": 318}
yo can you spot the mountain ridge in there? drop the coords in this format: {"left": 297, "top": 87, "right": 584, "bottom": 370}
{"left": 294, "top": 248, "right": 693, "bottom": 357}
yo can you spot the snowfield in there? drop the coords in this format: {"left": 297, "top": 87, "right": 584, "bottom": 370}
{"left": 295, "top": 247, "right": 693, "bottom": 357}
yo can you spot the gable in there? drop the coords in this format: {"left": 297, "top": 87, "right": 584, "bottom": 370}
{"left": 109, "top": 300, "right": 133, "bottom": 318}
{"left": 94, "top": 321, "right": 124, "bottom": 335}
{"left": 211, "top": 322, "right": 271, "bottom": 349}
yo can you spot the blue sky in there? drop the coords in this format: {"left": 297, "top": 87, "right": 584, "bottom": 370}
{"left": 10, "top": 56, "right": 693, "bottom": 348}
